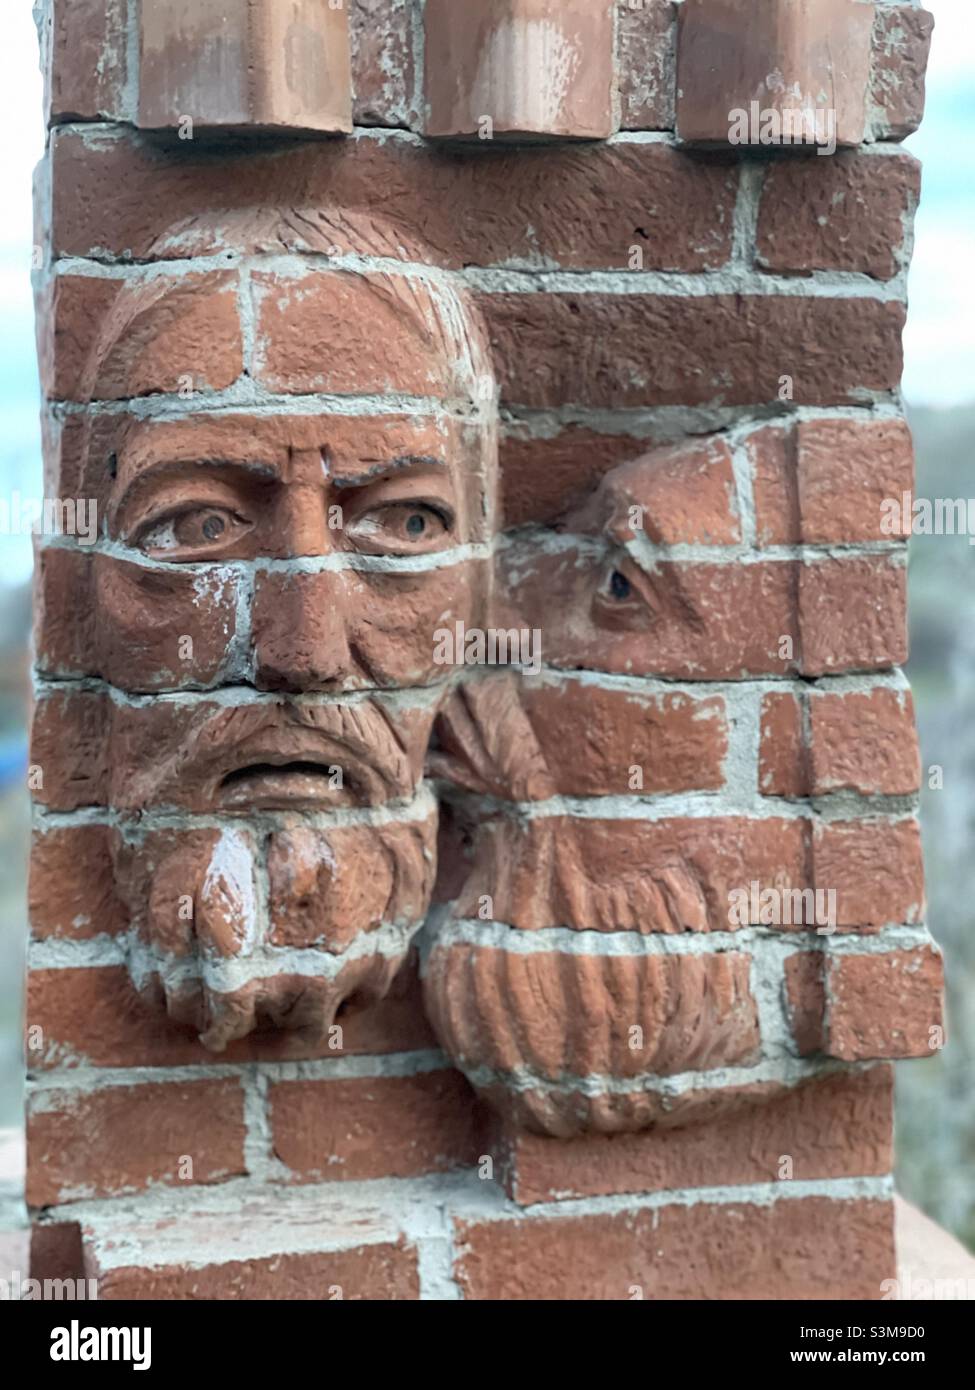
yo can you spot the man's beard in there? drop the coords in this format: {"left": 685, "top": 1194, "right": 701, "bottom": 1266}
{"left": 108, "top": 693, "right": 441, "bottom": 1050}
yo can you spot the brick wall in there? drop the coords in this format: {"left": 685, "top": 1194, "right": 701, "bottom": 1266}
{"left": 27, "top": 0, "right": 942, "bottom": 1299}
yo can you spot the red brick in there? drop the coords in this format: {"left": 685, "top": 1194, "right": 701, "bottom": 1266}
{"left": 809, "top": 689, "right": 920, "bottom": 795}
{"left": 40, "top": 272, "right": 242, "bottom": 403}
{"left": 138, "top": 0, "right": 352, "bottom": 134}
{"left": 423, "top": 0, "right": 615, "bottom": 140}
{"left": 480, "top": 294, "right": 905, "bottom": 408}
{"left": 676, "top": 0, "right": 874, "bottom": 148}
{"left": 269, "top": 1071, "right": 481, "bottom": 1182}
{"left": 494, "top": 1067, "right": 893, "bottom": 1203}
{"left": 870, "top": 6, "right": 934, "bottom": 141}
{"left": 30, "top": 690, "right": 109, "bottom": 810}
{"left": 748, "top": 423, "right": 799, "bottom": 547}
{"left": 757, "top": 154, "right": 920, "bottom": 280}
{"left": 618, "top": 0, "right": 676, "bottom": 129}
{"left": 749, "top": 417, "right": 916, "bottom": 548}
{"left": 435, "top": 675, "right": 728, "bottom": 799}
{"left": 760, "top": 687, "right": 920, "bottom": 801}
{"left": 500, "top": 428, "right": 658, "bottom": 528}
{"left": 252, "top": 268, "right": 485, "bottom": 398}
{"left": 32, "top": 546, "right": 94, "bottom": 677}
{"left": 350, "top": 0, "right": 417, "bottom": 128}
{"left": 26, "top": 962, "right": 436, "bottom": 1072}
{"left": 797, "top": 417, "right": 915, "bottom": 543}
{"left": 94, "top": 1244, "right": 419, "bottom": 1301}
{"left": 27, "top": 1080, "right": 246, "bottom": 1205}
{"left": 785, "top": 952, "right": 827, "bottom": 1055}
{"left": 49, "top": 130, "right": 737, "bottom": 273}
{"left": 813, "top": 819, "right": 925, "bottom": 928}
{"left": 43, "top": 0, "right": 129, "bottom": 124}
{"left": 799, "top": 557, "right": 907, "bottom": 674}
{"left": 454, "top": 1196, "right": 895, "bottom": 1298}
{"left": 759, "top": 692, "right": 808, "bottom": 797}
{"left": 29, "top": 825, "right": 126, "bottom": 941}
{"left": 826, "top": 948, "right": 944, "bottom": 1060}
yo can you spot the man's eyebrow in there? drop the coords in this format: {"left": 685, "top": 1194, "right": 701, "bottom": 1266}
{"left": 111, "top": 456, "right": 279, "bottom": 512}
{"left": 330, "top": 454, "right": 449, "bottom": 489}
{"left": 116, "top": 454, "right": 279, "bottom": 490}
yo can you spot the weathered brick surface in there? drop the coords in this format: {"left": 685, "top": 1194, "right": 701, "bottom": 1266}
{"left": 759, "top": 692, "right": 808, "bottom": 797}
{"left": 809, "top": 689, "right": 920, "bottom": 795}
{"left": 43, "top": 0, "right": 129, "bottom": 124}
{"left": 503, "top": 554, "right": 799, "bottom": 679}
{"left": 29, "top": 825, "right": 126, "bottom": 940}
{"left": 826, "top": 948, "right": 945, "bottom": 1060}
{"left": 436, "top": 676, "right": 728, "bottom": 798}
{"left": 447, "top": 815, "right": 810, "bottom": 932}
{"left": 269, "top": 1071, "right": 481, "bottom": 1182}
{"left": 27, "top": 1080, "right": 247, "bottom": 1205}
{"left": 494, "top": 1067, "right": 893, "bottom": 1203}
{"left": 748, "top": 417, "right": 915, "bottom": 546}
{"left": 454, "top": 1197, "right": 896, "bottom": 1299}
{"left": 423, "top": 0, "right": 616, "bottom": 140}
{"left": 676, "top": 0, "right": 875, "bottom": 148}
{"left": 48, "top": 131, "right": 738, "bottom": 272}
{"left": 94, "top": 1244, "right": 420, "bottom": 1301}
{"left": 785, "top": 947, "right": 944, "bottom": 1059}
{"left": 870, "top": 6, "right": 934, "bottom": 140}
{"left": 423, "top": 943, "right": 761, "bottom": 1081}
{"left": 799, "top": 558, "right": 907, "bottom": 674}
{"left": 757, "top": 153, "right": 920, "bottom": 280}
{"left": 138, "top": 0, "right": 352, "bottom": 134}
{"left": 813, "top": 819, "right": 925, "bottom": 928}
{"left": 618, "top": 0, "right": 676, "bottom": 129}
{"left": 761, "top": 688, "right": 920, "bottom": 798}
{"left": 480, "top": 294, "right": 905, "bottom": 408}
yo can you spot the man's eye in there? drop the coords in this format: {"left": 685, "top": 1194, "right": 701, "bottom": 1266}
{"left": 348, "top": 502, "right": 453, "bottom": 553}
{"left": 136, "top": 507, "right": 248, "bottom": 555}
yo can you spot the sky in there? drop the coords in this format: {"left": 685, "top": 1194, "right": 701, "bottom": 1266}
{"left": 0, "top": 0, "right": 972, "bottom": 586}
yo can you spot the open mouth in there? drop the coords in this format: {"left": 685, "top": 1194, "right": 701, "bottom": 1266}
{"left": 218, "top": 760, "right": 349, "bottom": 809}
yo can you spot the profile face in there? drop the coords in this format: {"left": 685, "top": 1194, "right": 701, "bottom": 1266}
{"left": 88, "top": 251, "right": 497, "bottom": 1050}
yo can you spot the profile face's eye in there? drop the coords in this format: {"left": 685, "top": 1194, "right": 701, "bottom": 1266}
{"left": 592, "top": 559, "right": 655, "bottom": 630}
{"left": 346, "top": 501, "right": 454, "bottom": 556}
{"left": 134, "top": 505, "right": 252, "bottom": 558}
{"left": 609, "top": 569, "right": 631, "bottom": 601}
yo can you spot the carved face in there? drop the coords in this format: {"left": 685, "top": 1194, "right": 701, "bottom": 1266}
{"left": 422, "top": 441, "right": 802, "bottom": 1136}
{"left": 92, "top": 246, "right": 497, "bottom": 1050}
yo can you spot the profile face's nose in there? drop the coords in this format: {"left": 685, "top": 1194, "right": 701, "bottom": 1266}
{"left": 251, "top": 569, "right": 356, "bottom": 692}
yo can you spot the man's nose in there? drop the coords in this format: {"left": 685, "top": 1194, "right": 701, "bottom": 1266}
{"left": 270, "top": 481, "right": 331, "bottom": 558}
{"left": 251, "top": 570, "right": 356, "bottom": 692}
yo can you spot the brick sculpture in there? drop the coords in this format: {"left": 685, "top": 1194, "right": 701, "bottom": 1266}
{"left": 28, "top": 0, "right": 941, "bottom": 1299}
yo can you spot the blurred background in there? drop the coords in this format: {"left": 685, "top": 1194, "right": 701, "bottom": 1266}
{"left": 1, "top": 3, "right": 972, "bottom": 1243}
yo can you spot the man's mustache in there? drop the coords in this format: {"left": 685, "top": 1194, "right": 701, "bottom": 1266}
{"left": 108, "top": 696, "right": 435, "bottom": 812}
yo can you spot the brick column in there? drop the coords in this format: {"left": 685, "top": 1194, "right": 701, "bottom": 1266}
{"left": 28, "top": 0, "right": 941, "bottom": 1300}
